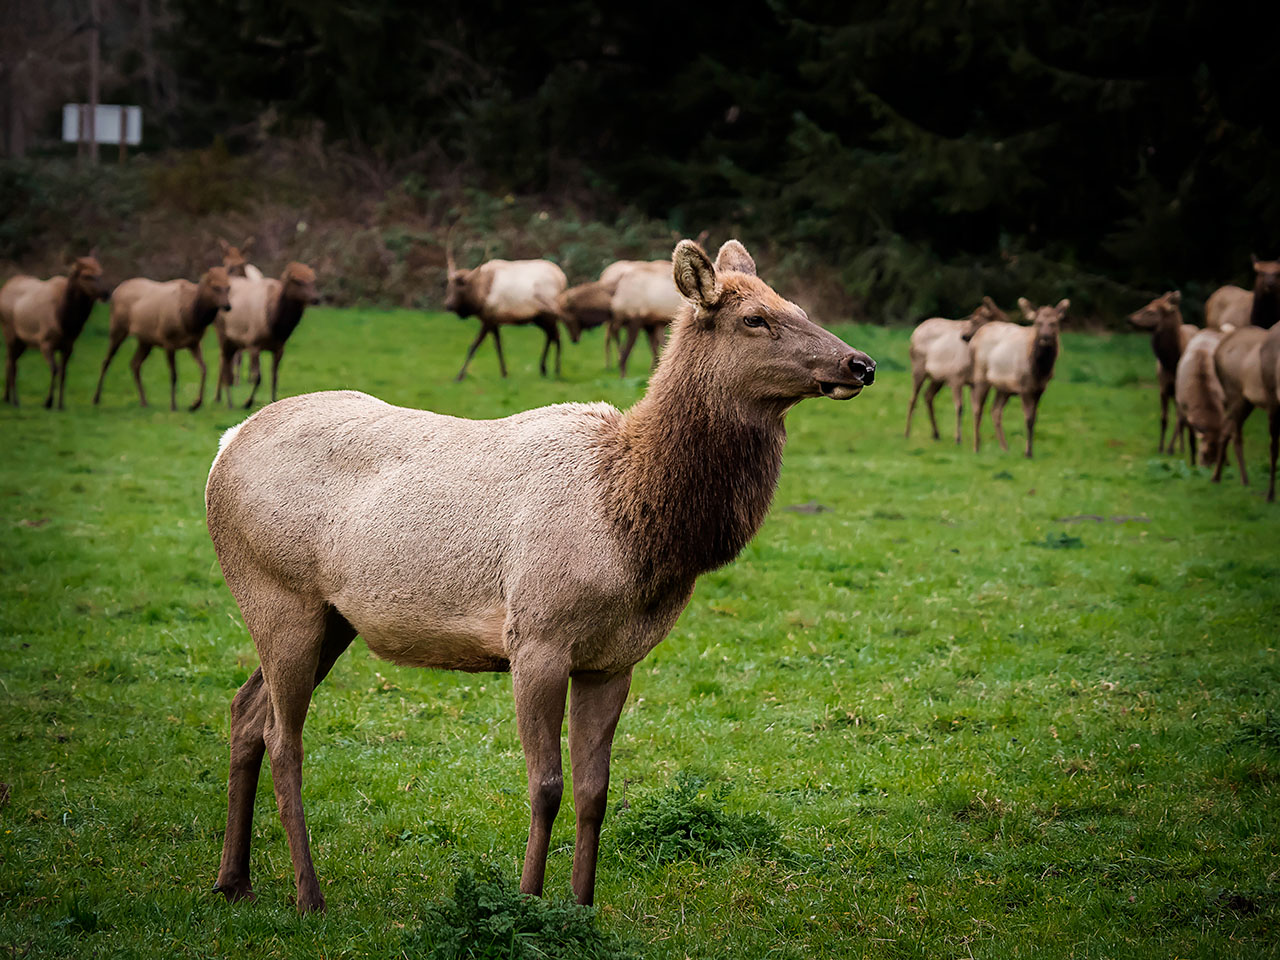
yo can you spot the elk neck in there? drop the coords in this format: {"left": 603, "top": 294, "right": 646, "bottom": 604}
{"left": 268, "top": 286, "right": 307, "bottom": 344}
{"left": 1150, "top": 311, "right": 1184, "bottom": 371}
{"left": 57, "top": 279, "right": 97, "bottom": 343}
{"left": 1250, "top": 284, "right": 1280, "bottom": 330}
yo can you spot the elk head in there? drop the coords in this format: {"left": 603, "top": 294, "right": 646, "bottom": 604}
{"left": 669, "top": 239, "right": 875, "bottom": 406}
{"left": 283, "top": 262, "right": 320, "bottom": 305}
{"left": 201, "top": 267, "right": 233, "bottom": 313}
{"left": 1127, "top": 290, "right": 1181, "bottom": 330}
{"left": 69, "top": 254, "right": 109, "bottom": 301}
{"left": 218, "top": 237, "right": 254, "bottom": 277}
{"left": 1253, "top": 256, "right": 1280, "bottom": 297}
{"left": 1018, "top": 296, "right": 1069, "bottom": 347}
{"left": 961, "top": 296, "right": 1007, "bottom": 342}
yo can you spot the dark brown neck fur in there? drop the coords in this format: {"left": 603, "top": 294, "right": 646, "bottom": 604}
{"left": 1151, "top": 310, "right": 1184, "bottom": 371}
{"left": 1251, "top": 284, "right": 1280, "bottom": 330}
{"left": 268, "top": 287, "right": 307, "bottom": 345}
{"left": 1031, "top": 337, "right": 1059, "bottom": 381}
{"left": 56, "top": 280, "right": 97, "bottom": 346}
{"left": 599, "top": 324, "right": 787, "bottom": 594}
{"left": 186, "top": 287, "right": 223, "bottom": 336}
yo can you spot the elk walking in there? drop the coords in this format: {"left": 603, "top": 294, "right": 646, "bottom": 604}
{"left": 1, "top": 256, "right": 108, "bottom": 409}
{"left": 904, "top": 297, "right": 1004, "bottom": 444}
{"left": 970, "top": 297, "right": 1068, "bottom": 458}
{"left": 205, "top": 239, "right": 875, "bottom": 912}
{"left": 92, "top": 267, "right": 231, "bottom": 411}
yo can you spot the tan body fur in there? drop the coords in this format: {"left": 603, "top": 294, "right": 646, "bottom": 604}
{"left": 446, "top": 257, "right": 568, "bottom": 380}
{"left": 1, "top": 257, "right": 108, "bottom": 409}
{"left": 214, "top": 263, "right": 319, "bottom": 409}
{"left": 904, "top": 297, "right": 1005, "bottom": 444}
{"left": 1206, "top": 286, "right": 1252, "bottom": 330}
{"left": 93, "top": 268, "right": 231, "bottom": 411}
{"left": 1175, "top": 328, "right": 1230, "bottom": 467}
{"left": 970, "top": 297, "right": 1069, "bottom": 458}
{"left": 205, "top": 239, "right": 875, "bottom": 913}
{"left": 1205, "top": 258, "right": 1280, "bottom": 330}
{"left": 608, "top": 261, "right": 683, "bottom": 377}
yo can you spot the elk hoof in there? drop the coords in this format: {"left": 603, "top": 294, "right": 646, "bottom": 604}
{"left": 213, "top": 882, "right": 255, "bottom": 903}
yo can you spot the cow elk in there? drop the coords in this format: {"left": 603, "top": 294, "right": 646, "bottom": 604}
{"left": 1175, "top": 328, "right": 1231, "bottom": 468}
{"left": 204, "top": 239, "right": 875, "bottom": 913}
{"left": 557, "top": 281, "right": 614, "bottom": 346}
{"left": 1, "top": 255, "right": 109, "bottom": 409}
{"left": 609, "top": 261, "right": 684, "bottom": 377}
{"left": 970, "top": 297, "right": 1068, "bottom": 457}
{"left": 1127, "top": 290, "right": 1198, "bottom": 453}
{"left": 445, "top": 242, "right": 567, "bottom": 381}
{"left": 1205, "top": 256, "right": 1280, "bottom": 330}
{"left": 93, "top": 267, "right": 231, "bottom": 411}
{"left": 904, "top": 297, "right": 1005, "bottom": 444}
{"left": 218, "top": 237, "right": 263, "bottom": 281}
{"left": 215, "top": 262, "right": 320, "bottom": 409}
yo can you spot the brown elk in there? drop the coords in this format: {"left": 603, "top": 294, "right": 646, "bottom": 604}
{"left": 445, "top": 243, "right": 567, "bottom": 381}
{"left": 214, "top": 263, "right": 320, "bottom": 409}
{"left": 609, "top": 261, "right": 684, "bottom": 377}
{"left": 1, "top": 256, "right": 109, "bottom": 409}
{"left": 970, "top": 297, "right": 1069, "bottom": 457}
{"left": 1211, "top": 260, "right": 1280, "bottom": 488}
{"left": 557, "top": 281, "right": 614, "bottom": 346}
{"left": 204, "top": 239, "right": 875, "bottom": 913}
{"left": 92, "top": 267, "right": 231, "bottom": 411}
{"left": 1205, "top": 256, "right": 1280, "bottom": 330}
{"left": 1127, "top": 291, "right": 1198, "bottom": 453}
{"left": 904, "top": 297, "right": 1005, "bottom": 444}
{"left": 1175, "top": 328, "right": 1231, "bottom": 468}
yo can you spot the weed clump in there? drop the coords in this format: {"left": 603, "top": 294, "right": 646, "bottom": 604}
{"left": 404, "top": 864, "right": 636, "bottom": 960}
{"left": 611, "top": 771, "right": 781, "bottom": 865}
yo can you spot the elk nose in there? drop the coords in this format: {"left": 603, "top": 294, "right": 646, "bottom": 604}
{"left": 846, "top": 351, "right": 875, "bottom": 386}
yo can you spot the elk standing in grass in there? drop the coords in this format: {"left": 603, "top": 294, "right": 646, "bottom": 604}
{"left": 609, "top": 261, "right": 684, "bottom": 377}
{"left": 904, "top": 297, "right": 1005, "bottom": 444}
{"left": 1206, "top": 257, "right": 1280, "bottom": 330}
{"left": 92, "top": 267, "right": 231, "bottom": 411}
{"left": 970, "top": 297, "right": 1068, "bottom": 457}
{"left": 1, "top": 256, "right": 109, "bottom": 409}
{"left": 1175, "top": 328, "right": 1232, "bottom": 468}
{"left": 445, "top": 244, "right": 567, "bottom": 381}
{"left": 558, "top": 281, "right": 614, "bottom": 347}
{"left": 205, "top": 239, "right": 875, "bottom": 913}
{"left": 214, "top": 263, "right": 320, "bottom": 409}
{"left": 218, "top": 237, "right": 263, "bottom": 281}
{"left": 1211, "top": 259, "right": 1280, "bottom": 488}
{"left": 1127, "top": 291, "right": 1199, "bottom": 453}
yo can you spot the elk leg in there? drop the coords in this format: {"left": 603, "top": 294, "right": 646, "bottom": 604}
{"left": 951, "top": 382, "right": 965, "bottom": 445}
{"left": 1158, "top": 390, "right": 1169, "bottom": 453}
{"left": 242, "top": 350, "right": 262, "bottom": 409}
{"left": 904, "top": 370, "right": 926, "bottom": 438}
{"left": 456, "top": 326, "right": 488, "bottom": 381}
{"left": 92, "top": 332, "right": 125, "bottom": 405}
{"left": 512, "top": 653, "right": 570, "bottom": 897}
{"left": 165, "top": 349, "right": 178, "bottom": 411}
{"left": 1211, "top": 400, "right": 1241, "bottom": 482}
{"left": 4, "top": 340, "right": 23, "bottom": 405}
{"left": 645, "top": 326, "right": 662, "bottom": 369}
{"left": 568, "top": 668, "right": 632, "bottom": 906}
{"left": 618, "top": 325, "right": 641, "bottom": 379}
{"left": 491, "top": 326, "right": 509, "bottom": 378}
{"left": 923, "top": 379, "right": 943, "bottom": 440}
{"left": 1022, "top": 391, "right": 1041, "bottom": 459}
{"left": 992, "top": 391, "right": 1010, "bottom": 451}
{"left": 215, "top": 607, "right": 353, "bottom": 905}
{"left": 1268, "top": 407, "right": 1279, "bottom": 503}
{"left": 57, "top": 347, "right": 72, "bottom": 410}
{"left": 270, "top": 347, "right": 283, "bottom": 403}
{"left": 217, "top": 341, "right": 236, "bottom": 407}
{"left": 1233, "top": 400, "right": 1253, "bottom": 486}
{"left": 189, "top": 343, "right": 206, "bottom": 411}
{"left": 537, "top": 320, "right": 558, "bottom": 378}
{"left": 1187, "top": 427, "right": 1198, "bottom": 469}
{"left": 129, "top": 342, "right": 153, "bottom": 408}
{"left": 604, "top": 324, "right": 617, "bottom": 369}
{"left": 40, "top": 343, "right": 58, "bottom": 410}
{"left": 972, "top": 380, "right": 990, "bottom": 453}
{"left": 232, "top": 349, "right": 243, "bottom": 386}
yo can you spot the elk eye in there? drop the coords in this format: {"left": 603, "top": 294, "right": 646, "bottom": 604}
{"left": 743, "top": 315, "right": 768, "bottom": 328}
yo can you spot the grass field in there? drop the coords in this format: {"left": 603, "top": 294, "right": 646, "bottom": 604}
{"left": 2, "top": 306, "right": 1279, "bottom": 959}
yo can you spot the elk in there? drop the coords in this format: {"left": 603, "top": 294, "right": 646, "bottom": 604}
{"left": 205, "top": 239, "right": 875, "bottom": 913}
{"left": 445, "top": 243, "right": 567, "bottom": 381}
{"left": 218, "top": 237, "right": 264, "bottom": 281}
{"left": 214, "top": 263, "right": 320, "bottom": 409}
{"left": 1258, "top": 325, "right": 1280, "bottom": 501}
{"left": 1126, "top": 291, "right": 1199, "bottom": 453}
{"left": 1174, "top": 327, "right": 1231, "bottom": 468}
{"left": 1211, "top": 260, "right": 1280, "bottom": 487}
{"left": 92, "top": 267, "right": 231, "bottom": 411}
{"left": 609, "top": 261, "right": 684, "bottom": 377}
{"left": 904, "top": 297, "right": 1005, "bottom": 444}
{"left": 1205, "top": 256, "right": 1280, "bottom": 330}
{"left": 970, "top": 297, "right": 1068, "bottom": 457}
{"left": 1, "top": 256, "right": 109, "bottom": 409}
{"left": 557, "top": 281, "right": 614, "bottom": 346}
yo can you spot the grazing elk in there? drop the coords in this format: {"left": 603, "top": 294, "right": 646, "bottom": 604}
{"left": 1211, "top": 263, "right": 1280, "bottom": 488}
{"left": 214, "top": 263, "right": 320, "bottom": 409}
{"left": 1127, "top": 291, "right": 1199, "bottom": 453}
{"left": 1175, "top": 328, "right": 1231, "bottom": 468}
{"left": 558, "top": 281, "right": 615, "bottom": 346}
{"left": 205, "top": 239, "right": 875, "bottom": 913}
{"left": 93, "top": 267, "right": 231, "bottom": 411}
{"left": 970, "top": 297, "right": 1069, "bottom": 457}
{"left": 609, "top": 261, "right": 684, "bottom": 377}
{"left": 445, "top": 244, "right": 567, "bottom": 381}
{"left": 904, "top": 297, "right": 1005, "bottom": 444}
{"left": 1, "top": 256, "right": 109, "bottom": 409}
{"left": 1205, "top": 256, "right": 1280, "bottom": 330}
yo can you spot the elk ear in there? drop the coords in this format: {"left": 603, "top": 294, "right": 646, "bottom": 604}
{"left": 1167, "top": 290, "right": 1181, "bottom": 305}
{"left": 714, "top": 239, "right": 756, "bottom": 277}
{"left": 673, "top": 240, "right": 720, "bottom": 308}
{"left": 1055, "top": 298, "right": 1071, "bottom": 314}
{"left": 217, "top": 238, "right": 229, "bottom": 254}
{"left": 1017, "top": 297, "right": 1035, "bottom": 320}
{"left": 242, "top": 236, "right": 255, "bottom": 253}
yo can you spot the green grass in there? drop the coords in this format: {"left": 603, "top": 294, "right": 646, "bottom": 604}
{"left": 2, "top": 307, "right": 1279, "bottom": 958}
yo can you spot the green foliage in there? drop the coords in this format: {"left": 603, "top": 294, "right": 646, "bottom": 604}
{"left": 611, "top": 772, "right": 781, "bottom": 866}
{"left": 146, "top": 140, "right": 249, "bottom": 216}
{"left": 403, "top": 865, "right": 637, "bottom": 960}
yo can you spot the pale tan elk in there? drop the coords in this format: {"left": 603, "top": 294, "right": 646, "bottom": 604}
{"left": 1211, "top": 266, "right": 1280, "bottom": 487}
{"left": 1175, "top": 327, "right": 1231, "bottom": 468}
{"left": 609, "top": 261, "right": 684, "bottom": 377}
{"left": 1205, "top": 257, "right": 1280, "bottom": 330}
{"left": 1, "top": 256, "right": 109, "bottom": 409}
{"left": 92, "top": 267, "right": 231, "bottom": 411}
{"left": 214, "top": 263, "right": 320, "bottom": 409}
{"left": 904, "top": 297, "right": 1005, "bottom": 444}
{"left": 970, "top": 297, "right": 1069, "bottom": 457}
{"left": 205, "top": 239, "right": 875, "bottom": 913}
{"left": 445, "top": 244, "right": 567, "bottom": 381}
{"left": 1127, "top": 291, "right": 1198, "bottom": 453}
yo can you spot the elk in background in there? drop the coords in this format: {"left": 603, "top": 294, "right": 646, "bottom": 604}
{"left": 1175, "top": 327, "right": 1232, "bottom": 468}
{"left": 1, "top": 255, "right": 109, "bottom": 409}
{"left": 608, "top": 261, "right": 685, "bottom": 377}
{"left": 1205, "top": 256, "right": 1280, "bottom": 330}
{"left": 1127, "top": 290, "right": 1198, "bottom": 453}
{"left": 904, "top": 297, "right": 1005, "bottom": 444}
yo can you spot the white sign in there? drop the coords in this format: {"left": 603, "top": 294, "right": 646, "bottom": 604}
{"left": 62, "top": 104, "right": 142, "bottom": 146}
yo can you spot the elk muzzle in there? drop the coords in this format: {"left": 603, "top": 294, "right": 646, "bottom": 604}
{"left": 819, "top": 350, "right": 876, "bottom": 400}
